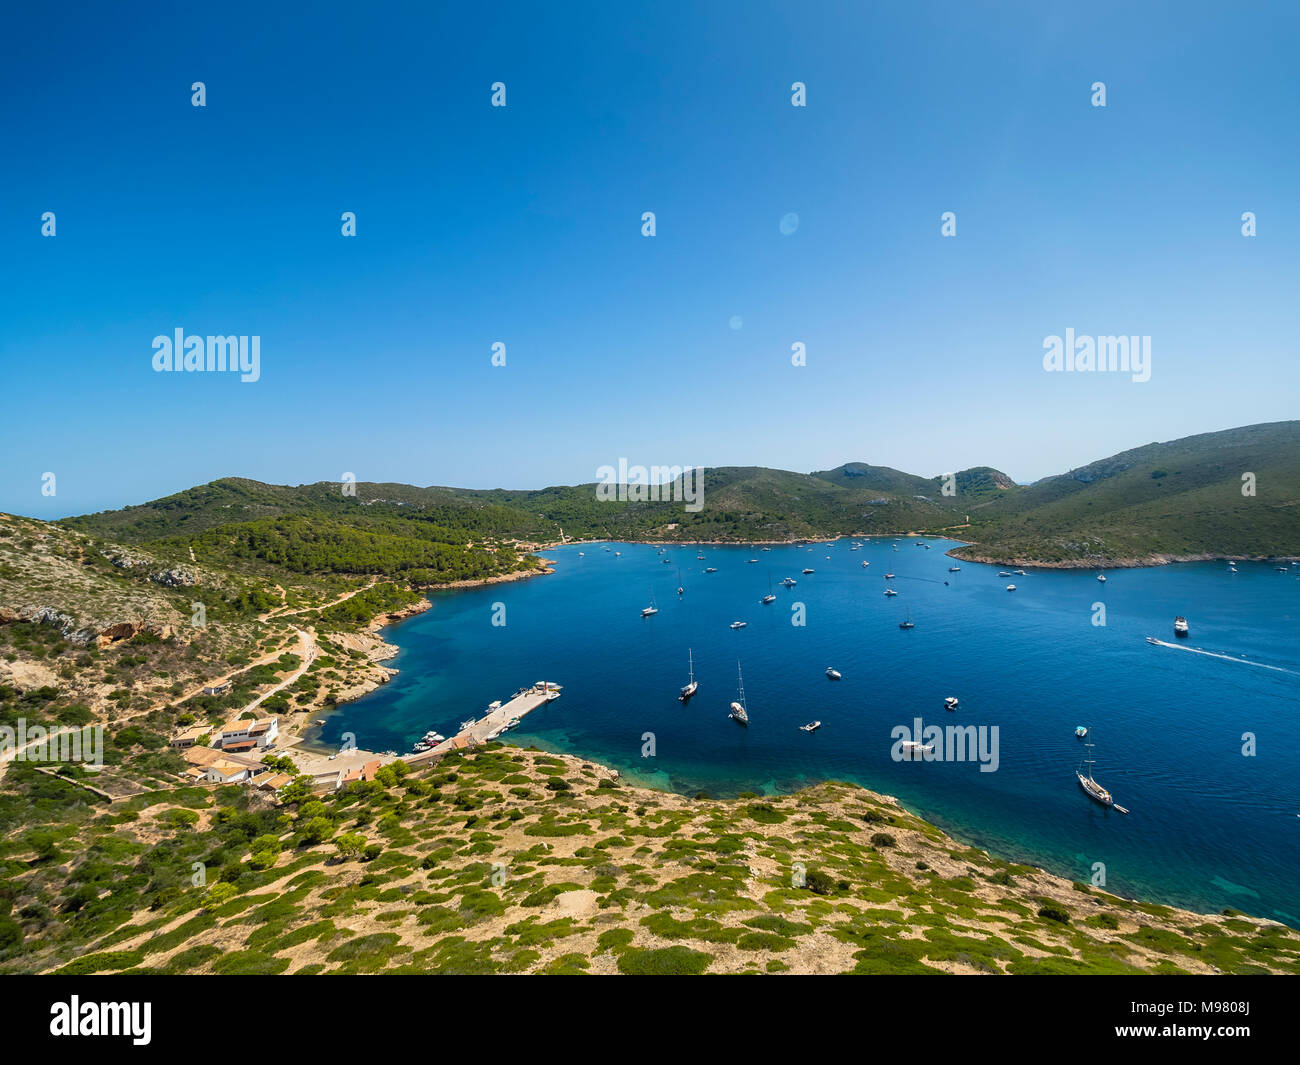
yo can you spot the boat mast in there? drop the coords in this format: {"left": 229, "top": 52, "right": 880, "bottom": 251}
{"left": 737, "top": 660, "right": 746, "bottom": 710}
{"left": 688, "top": 648, "right": 694, "bottom": 684}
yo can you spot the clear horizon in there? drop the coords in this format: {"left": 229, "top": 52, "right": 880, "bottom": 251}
{"left": 4, "top": 1, "right": 1297, "bottom": 520}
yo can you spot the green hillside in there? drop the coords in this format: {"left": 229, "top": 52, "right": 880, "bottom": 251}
{"left": 57, "top": 421, "right": 1300, "bottom": 566}
{"left": 958, "top": 421, "right": 1300, "bottom": 564}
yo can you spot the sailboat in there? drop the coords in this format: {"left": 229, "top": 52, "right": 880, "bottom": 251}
{"left": 677, "top": 568, "right": 685, "bottom": 597}
{"left": 729, "top": 661, "right": 749, "bottom": 725}
{"left": 761, "top": 573, "right": 776, "bottom": 604}
{"left": 679, "top": 648, "right": 698, "bottom": 701}
{"left": 1076, "top": 735, "right": 1128, "bottom": 813}
{"left": 899, "top": 608, "right": 914, "bottom": 630}
{"left": 641, "top": 589, "right": 658, "bottom": 617}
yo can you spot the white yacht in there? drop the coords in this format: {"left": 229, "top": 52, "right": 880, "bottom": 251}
{"left": 944, "top": 697, "right": 959, "bottom": 711}
{"left": 884, "top": 588, "right": 898, "bottom": 596}
{"left": 799, "top": 721, "right": 821, "bottom": 733}
{"left": 679, "top": 649, "right": 698, "bottom": 701}
{"left": 730, "top": 620, "right": 747, "bottom": 629}
{"left": 826, "top": 667, "right": 841, "bottom": 680}
{"left": 1006, "top": 584, "right": 1017, "bottom": 591}
{"left": 729, "top": 661, "right": 749, "bottom": 725}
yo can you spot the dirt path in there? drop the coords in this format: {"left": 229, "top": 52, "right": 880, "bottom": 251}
{"left": 263, "top": 579, "right": 378, "bottom": 621}
{"left": 239, "top": 627, "right": 317, "bottom": 714}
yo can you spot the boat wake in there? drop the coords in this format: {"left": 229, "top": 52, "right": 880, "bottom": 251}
{"left": 1146, "top": 637, "right": 1300, "bottom": 675}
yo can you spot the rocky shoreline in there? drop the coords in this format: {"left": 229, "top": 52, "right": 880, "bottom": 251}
{"left": 949, "top": 548, "right": 1300, "bottom": 570}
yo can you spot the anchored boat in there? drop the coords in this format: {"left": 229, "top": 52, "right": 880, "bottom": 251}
{"left": 729, "top": 661, "right": 749, "bottom": 725}
{"left": 1077, "top": 735, "right": 1128, "bottom": 813}
{"left": 679, "top": 648, "right": 698, "bottom": 702}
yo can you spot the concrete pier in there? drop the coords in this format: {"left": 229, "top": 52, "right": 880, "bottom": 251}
{"left": 407, "top": 681, "right": 561, "bottom": 765}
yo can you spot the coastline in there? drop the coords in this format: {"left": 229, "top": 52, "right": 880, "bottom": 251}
{"left": 948, "top": 547, "right": 1300, "bottom": 570}
{"left": 533, "top": 535, "right": 1296, "bottom": 570}
{"left": 286, "top": 562, "right": 556, "bottom": 752}
{"left": 477, "top": 738, "right": 1294, "bottom": 944}
{"left": 292, "top": 542, "right": 1295, "bottom": 930}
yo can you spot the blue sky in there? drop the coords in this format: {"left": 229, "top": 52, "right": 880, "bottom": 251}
{"left": 3, "top": 1, "right": 1297, "bottom": 518}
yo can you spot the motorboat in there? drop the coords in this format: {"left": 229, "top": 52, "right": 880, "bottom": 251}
{"left": 826, "top": 667, "right": 841, "bottom": 680}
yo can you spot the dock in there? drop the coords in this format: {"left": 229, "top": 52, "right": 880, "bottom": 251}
{"left": 407, "top": 681, "right": 561, "bottom": 765}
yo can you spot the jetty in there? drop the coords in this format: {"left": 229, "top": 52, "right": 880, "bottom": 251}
{"left": 408, "top": 681, "right": 562, "bottom": 764}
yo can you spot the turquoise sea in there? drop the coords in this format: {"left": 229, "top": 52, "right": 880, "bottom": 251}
{"left": 317, "top": 539, "right": 1300, "bottom": 926}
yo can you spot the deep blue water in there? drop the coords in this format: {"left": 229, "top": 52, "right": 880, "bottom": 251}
{"left": 318, "top": 539, "right": 1300, "bottom": 926}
